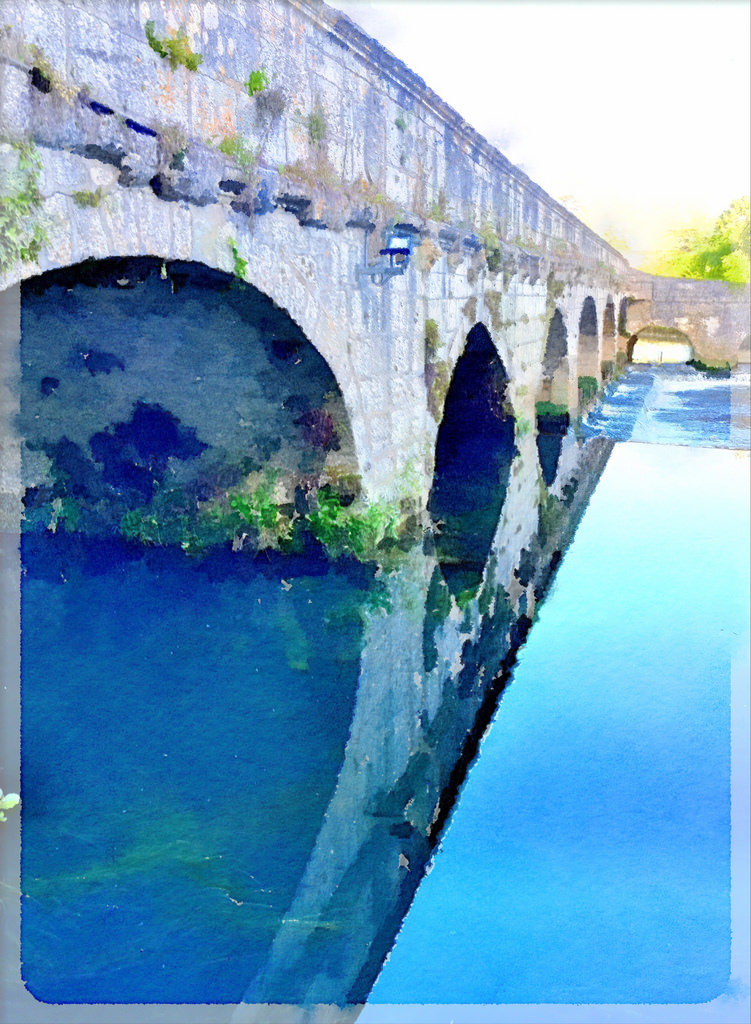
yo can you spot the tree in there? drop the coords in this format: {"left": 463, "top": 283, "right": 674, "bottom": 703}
{"left": 643, "top": 197, "right": 750, "bottom": 284}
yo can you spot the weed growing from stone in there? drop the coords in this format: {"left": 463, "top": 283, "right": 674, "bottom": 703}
{"left": 217, "top": 135, "right": 257, "bottom": 175}
{"left": 245, "top": 68, "right": 269, "bottom": 97}
{"left": 228, "top": 239, "right": 248, "bottom": 281}
{"left": 145, "top": 21, "right": 203, "bottom": 72}
{"left": 72, "top": 187, "right": 104, "bottom": 208}
{"left": 307, "top": 109, "right": 327, "bottom": 145}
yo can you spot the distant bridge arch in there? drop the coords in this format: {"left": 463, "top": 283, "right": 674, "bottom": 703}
{"left": 629, "top": 324, "right": 695, "bottom": 364}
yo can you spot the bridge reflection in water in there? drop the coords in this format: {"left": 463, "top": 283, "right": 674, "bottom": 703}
{"left": 21, "top": 431, "right": 612, "bottom": 1013}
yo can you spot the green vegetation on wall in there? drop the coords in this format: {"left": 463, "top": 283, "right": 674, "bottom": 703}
{"left": 0, "top": 140, "right": 46, "bottom": 272}
{"left": 307, "top": 108, "right": 327, "bottom": 146}
{"left": 217, "top": 135, "right": 257, "bottom": 175}
{"left": 228, "top": 239, "right": 248, "bottom": 281}
{"left": 72, "top": 187, "right": 104, "bottom": 208}
{"left": 244, "top": 68, "right": 269, "bottom": 98}
{"left": 577, "top": 375, "right": 598, "bottom": 405}
{"left": 145, "top": 21, "right": 203, "bottom": 72}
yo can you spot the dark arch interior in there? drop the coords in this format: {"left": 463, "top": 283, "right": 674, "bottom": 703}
{"left": 542, "top": 308, "right": 568, "bottom": 382}
{"left": 579, "top": 296, "right": 598, "bottom": 335}
{"left": 20, "top": 256, "right": 358, "bottom": 556}
{"left": 618, "top": 297, "right": 629, "bottom": 336}
{"left": 428, "top": 323, "right": 517, "bottom": 597}
{"left": 603, "top": 299, "right": 616, "bottom": 336}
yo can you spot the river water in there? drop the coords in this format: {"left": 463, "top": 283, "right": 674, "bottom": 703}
{"left": 364, "top": 365, "right": 750, "bottom": 1017}
{"left": 19, "top": 363, "right": 750, "bottom": 1013}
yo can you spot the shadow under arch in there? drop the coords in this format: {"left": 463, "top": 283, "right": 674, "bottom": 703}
{"left": 428, "top": 322, "right": 517, "bottom": 598}
{"left": 537, "top": 307, "right": 571, "bottom": 488}
{"left": 19, "top": 256, "right": 362, "bottom": 550}
{"left": 8, "top": 206, "right": 372, "bottom": 498}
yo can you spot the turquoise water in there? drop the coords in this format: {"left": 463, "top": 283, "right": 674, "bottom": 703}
{"left": 366, "top": 367, "right": 749, "bottom": 1008}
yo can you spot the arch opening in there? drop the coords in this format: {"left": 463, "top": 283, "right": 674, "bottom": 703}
{"left": 428, "top": 323, "right": 517, "bottom": 597}
{"left": 577, "top": 295, "right": 600, "bottom": 404}
{"left": 629, "top": 324, "right": 695, "bottom": 364}
{"left": 536, "top": 308, "right": 570, "bottom": 488}
{"left": 19, "top": 256, "right": 361, "bottom": 558}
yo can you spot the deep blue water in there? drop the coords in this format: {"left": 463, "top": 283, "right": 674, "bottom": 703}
{"left": 21, "top": 539, "right": 373, "bottom": 1003}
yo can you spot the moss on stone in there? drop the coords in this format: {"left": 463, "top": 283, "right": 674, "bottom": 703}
{"left": 145, "top": 21, "right": 203, "bottom": 72}
{"left": 484, "top": 289, "right": 503, "bottom": 333}
{"left": 462, "top": 296, "right": 477, "bottom": 322}
{"left": 424, "top": 318, "right": 440, "bottom": 357}
{"left": 72, "top": 187, "right": 104, "bottom": 208}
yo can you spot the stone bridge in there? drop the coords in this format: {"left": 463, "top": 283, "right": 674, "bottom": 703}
{"left": 624, "top": 271, "right": 750, "bottom": 366}
{"left": 0, "top": 0, "right": 745, "bottom": 511}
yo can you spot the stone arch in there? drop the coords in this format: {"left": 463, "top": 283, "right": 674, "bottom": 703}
{"left": 428, "top": 321, "right": 517, "bottom": 596}
{"left": 5, "top": 196, "right": 375, "bottom": 496}
{"left": 17, "top": 256, "right": 364, "bottom": 550}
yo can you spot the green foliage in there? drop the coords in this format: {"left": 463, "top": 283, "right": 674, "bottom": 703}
{"left": 217, "top": 134, "right": 257, "bottom": 174}
{"left": 577, "top": 375, "right": 598, "bottom": 405}
{"left": 643, "top": 197, "right": 750, "bottom": 284}
{"left": 307, "top": 108, "right": 327, "bottom": 145}
{"left": 427, "top": 359, "right": 451, "bottom": 422}
{"left": 394, "top": 114, "right": 407, "bottom": 132}
{"left": 429, "top": 190, "right": 447, "bottom": 222}
{"left": 539, "top": 490, "right": 565, "bottom": 541}
{"left": 456, "top": 584, "right": 480, "bottom": 610}
{"left": 424, "top": 318, "right": 440, "bottom": 357}
{"left": 0, "top": 140, "right": 47, "bottom": 272}
{"left": 306, "top": 486, "right": 399, "bottom": 562}
{"left": 228, "top": 239, "right": 248, "bottom": 281}
{"left": 687, "top": 358, "right": 732, "bottom": 377}
{"left": 121, "top": 508, "right": 163, "bottom": 546}
{"left": 229, "top": 470, "right": 294, "bottom": 548}
{"left": 536, "top": 400, "right": 569, "bottom": 418}
{"left": 145, "top": 20, "right": 203, "bottom": 72}
{"left": 245, "top": 68, "right": 269, "bottom": 98}
{"left": 72, "top": 187, "right": 104, "bottom": 208}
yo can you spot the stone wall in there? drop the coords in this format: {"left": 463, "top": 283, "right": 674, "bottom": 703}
{"left": 626, "top": 271, "right": 750, "bottom": 365}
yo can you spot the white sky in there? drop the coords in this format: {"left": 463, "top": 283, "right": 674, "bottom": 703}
{"left": 338, "top": 0, "right": 750, "bottom": 264}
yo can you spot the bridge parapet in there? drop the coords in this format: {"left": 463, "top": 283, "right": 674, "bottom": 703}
{"left": 0, "top": 0, "right": 627, "bottom": 289}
